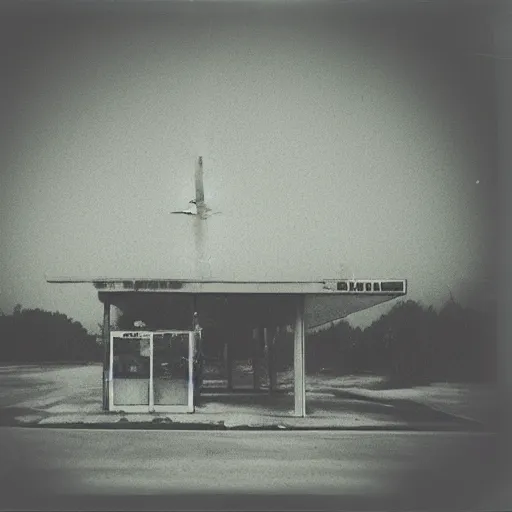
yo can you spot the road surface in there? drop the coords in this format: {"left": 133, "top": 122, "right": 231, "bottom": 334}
{"left": 0, "top": 427, "right": 499, "bottom": 511}
{"left": 0, "top": 365, "right": 502, "bottom": 510}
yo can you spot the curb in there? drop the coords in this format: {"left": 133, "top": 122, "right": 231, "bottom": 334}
{"left": 13, "top": 422, "right": 485, "bottom": 431}
{"left": 1, "top": 418, "right": 488, "bottom": 432}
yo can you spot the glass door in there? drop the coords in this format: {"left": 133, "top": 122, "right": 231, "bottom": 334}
{"left": 109, "top": 331, "right": 152, "bottom": 413}
{"left": 152, "top": 331, "right": 194, "bottom": 413}
{"left": 109, "top": 330, "right": 195, "bottom": 413}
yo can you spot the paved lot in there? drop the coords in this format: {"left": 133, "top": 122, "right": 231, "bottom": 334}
{"left": 0, "top": 427, "right": 499, "bottom": 511}
{"left": 0, "top": 365, "right": 501, "bottom": 510}
{"left": 0, "top": 363, "right": 102, "bottom": 407}
{"left": 0, "top": 364, "right": 489, "bottom": 430}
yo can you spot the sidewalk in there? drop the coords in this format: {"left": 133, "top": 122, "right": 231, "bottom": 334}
{"left": 6, "top": 391, "right": 414, "bottom": 430}
{"left": 4, "top": 389, "right": 489, "bottom": 431}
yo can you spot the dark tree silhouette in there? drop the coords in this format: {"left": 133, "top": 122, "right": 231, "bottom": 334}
{"left": 0, "top": 305, "right": 100, "bottom": 363}
{"left": 305, "top": 297, "right": 495, "bottom": 386}
{"left": 107, "top": 296, "right": 495, "bottom": 386}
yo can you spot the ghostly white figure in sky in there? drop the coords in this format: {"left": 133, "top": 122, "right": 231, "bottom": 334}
{"left": 171, "top": 157, "right": 220, "bottom": 220}
{"left": 170, "top": 157, "right": 219, "bottom": 279}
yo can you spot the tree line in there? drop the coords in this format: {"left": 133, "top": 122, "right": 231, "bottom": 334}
{"left": 0, "top": 298, "right": 496, "bottom": 386}
{"left": 0, "top": 305, "right": 101, "bottom": 363}
{"left": 299, "top": 299, "right": 496, "bottom": 386}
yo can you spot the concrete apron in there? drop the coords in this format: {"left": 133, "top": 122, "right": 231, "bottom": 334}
{"left": 3, "top": 391, "right": 487, "bottom": 431}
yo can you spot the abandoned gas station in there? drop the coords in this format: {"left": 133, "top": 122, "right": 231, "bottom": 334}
{"left": 47, "top": 276, "right": 407, "bottom": 417}
{"left": 46, "top": 158, "right": 406, "bottom": 417}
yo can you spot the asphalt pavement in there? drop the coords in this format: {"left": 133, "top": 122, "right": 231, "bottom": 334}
{"left": 0, "top": 427, "right": 499, "bottom": 511}
{"left": 0, "top": 364, "right": 101, "bottom": 408}
{"left": 0, "top": 364, "right": 502, "bottom": 511}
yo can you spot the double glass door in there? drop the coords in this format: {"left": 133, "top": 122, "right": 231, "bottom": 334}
{"left": 109, "top": 331, "right": 194, "bottom": 413}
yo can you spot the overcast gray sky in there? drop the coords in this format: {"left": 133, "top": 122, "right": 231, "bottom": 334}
{"left": 0, "top": 2, "right": 497, "bottom": 333}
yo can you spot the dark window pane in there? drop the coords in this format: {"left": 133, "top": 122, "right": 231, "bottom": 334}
{"left": 380, "top": 281, "right": 404, "bottom": 292}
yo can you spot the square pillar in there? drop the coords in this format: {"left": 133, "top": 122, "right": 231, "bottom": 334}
{"left": 253, "top": 326, "right": 266, "bottom": 391}
{"left": 192, "top": 296, "right": 203, "bottom": 406}
{"left": 267, "top": 326, "right": 276, "bottom": 393}
{"left": 102, "top": 297, "right": 111, "bottom": 411}
{"left": 225, "top": 340, "right": 233, "bottom": 391}
{"left": 252, "top": 328, "right": 261, "bottom": 391}
{"left": 294, "top": 295, "right": 306, "bottom": 417}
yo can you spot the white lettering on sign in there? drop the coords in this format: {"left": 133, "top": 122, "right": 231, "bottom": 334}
{"left": 122, "top": 332, "right": 151, "bottom": 338}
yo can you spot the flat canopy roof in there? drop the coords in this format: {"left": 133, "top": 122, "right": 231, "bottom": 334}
{"left": 46, "top": 277, "right": 407, "bottom": 295}
{"left": 47, "top": 277, "right": 407, "bottom": 328}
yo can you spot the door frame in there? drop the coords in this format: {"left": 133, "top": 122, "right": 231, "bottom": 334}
{"left": 152, "top": 330, "right": 195, "bottom": 414}
{"left": 109, "top": 330, "right": 195, "bottom": 413}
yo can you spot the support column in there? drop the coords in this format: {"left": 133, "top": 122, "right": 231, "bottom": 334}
{"left": 192, "top": 295, "right": 203, "bottom": 406}
{"left": 225, "top": 340, "right": 233, "bottom": 391}
{"left": 252, "top": 327, "right": 261, "bottom": 391}
{"left": 267, "top": 326, "right": 276, "bottom": 393}
{"left": 252, "top": 326, "right": 266, "bottom": 391}
{"left": 102, "top": 297, "right": 111, "bottom": 411}
{"left": 294, "top": 295, "right": 306, "bottom": 417}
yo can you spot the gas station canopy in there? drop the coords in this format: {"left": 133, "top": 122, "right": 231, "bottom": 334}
{"left": 46, "top": 277, "right": 407, "bottom": 329}
{"left": 46, "top": 276, "right": 407, "bottom": 416}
